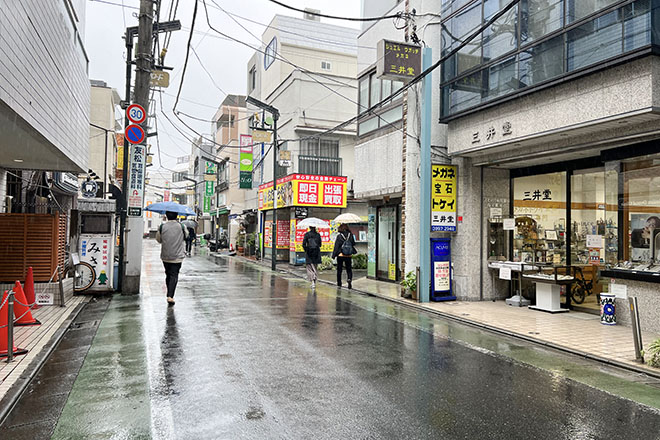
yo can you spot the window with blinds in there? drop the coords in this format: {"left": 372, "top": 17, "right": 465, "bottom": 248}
{"left": 299, "top": 139, "right": 342, "bottom": 176}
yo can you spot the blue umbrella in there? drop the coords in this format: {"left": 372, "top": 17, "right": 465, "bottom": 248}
{"left": 145, "top": 201, "right": 195, "bottom": 216}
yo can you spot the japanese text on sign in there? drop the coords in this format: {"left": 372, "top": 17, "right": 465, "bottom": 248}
{"left": 264, "top": 220, "right": 291, "bottom": 249}
{"left": 290, "top": 219, "right": 334, "bottom": 253}
{"left": 523, "top": 189, "right": 552, "bottom": 201}
{"left": 431, "top": 165, "right": 457, "bottom": 232}
{"left": 377, "top": 39, "right": 422, "bottom": 83}
{"left": 258, "top": 174, "right": 347, "bottom": 210}
{"left": 127, "top": 144, "right": 146, "bottom": 216}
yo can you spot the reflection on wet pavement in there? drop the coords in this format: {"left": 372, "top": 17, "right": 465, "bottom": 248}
{"left": 52, "top": 241, "right": 660, "bottom": 439}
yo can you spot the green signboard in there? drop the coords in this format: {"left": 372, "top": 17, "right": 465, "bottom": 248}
{"left": 239, "top": 134, "right": 253, "bottom": 189}
{"left": 205, "top": 161, "right": 217, "bottom": 175}
{"left": 203, "top": 181, "right": 214, "bottom": 214}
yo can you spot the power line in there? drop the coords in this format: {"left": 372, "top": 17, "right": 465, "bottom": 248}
{"left": 275, "top": 0, "right": 522, "bottom": 144}
{"left": 88, "top": 0, "right": 138, "bottom": 10}
{"left": 204, "top": 2, "right": 376, "bottom": 51}
{"left": 265, "top": 0, "right": 407, "bottom": 22}
{"left": 173, "top": 0, "right": 198, "bottom": 112}
{"left": 203, "top": 0, "right": 418, "bottom": 144}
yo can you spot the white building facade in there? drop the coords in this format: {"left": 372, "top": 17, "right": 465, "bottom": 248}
{"left": 0, "top": 0, "right": 90, "bottom": 213}
{"left": 247, "top": 13, "right": 367, "bottom": 264}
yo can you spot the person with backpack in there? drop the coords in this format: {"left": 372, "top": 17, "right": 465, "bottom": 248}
{"left": 302, "top": 226, "right": 322, "bottom": 289}
{"left": 332, "top": 223, "right": 356, "bottom": 289}
{"left": 185, "top": 226, "right": 195, "bottom": 256}
{"left": 156, "top": 211, "right": 188, "bottom": 305}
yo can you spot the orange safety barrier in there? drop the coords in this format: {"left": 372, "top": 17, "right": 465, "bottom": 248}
{"left": 12, "top": 281, "right": 40, "bottom": 326}
{"left": 0, "top": 290, "right": 28, "bottom": 358}
{"left": 24, "top": 267, "right": 40, "bottom": 310}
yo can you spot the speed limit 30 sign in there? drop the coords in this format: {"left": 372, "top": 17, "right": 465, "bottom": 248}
{"left": 127, "top": 104, "right": 146, "bottom": 124}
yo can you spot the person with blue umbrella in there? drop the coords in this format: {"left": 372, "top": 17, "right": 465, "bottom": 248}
{"left": 155, "top": 210, "right": 189, "bottom": 305}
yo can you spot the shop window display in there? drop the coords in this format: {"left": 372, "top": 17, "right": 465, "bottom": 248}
{"left": 513, "top": 172, "right": 567, "bottom": 265}
{"left": 606, "top": 154, "right": 660, "bottom": 274}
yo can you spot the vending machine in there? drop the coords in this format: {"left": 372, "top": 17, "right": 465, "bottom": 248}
{"left": 77, "top": 198, "right": 116, "bottom": 292}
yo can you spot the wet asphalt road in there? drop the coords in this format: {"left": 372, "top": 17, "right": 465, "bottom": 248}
{"left": 23, "top": 241, "right": 660, "bottom": 438}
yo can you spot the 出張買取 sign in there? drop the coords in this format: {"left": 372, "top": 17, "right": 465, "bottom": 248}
{"left": 431, "top": 164, "right": 457, "bottom": 232}
{"left": 376, "top": 39, "right": 422, "bottom": 83}
{"left": 258, "top": 174, "right": 347, "bottom": 211}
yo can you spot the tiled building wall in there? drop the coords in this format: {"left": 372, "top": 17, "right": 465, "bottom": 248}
{"left": 0, "top": 0, "right": 90, "bottom": 171}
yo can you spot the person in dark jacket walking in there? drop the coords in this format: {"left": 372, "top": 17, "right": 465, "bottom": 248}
{"left": 332, "top": 223, "right": 356, "bottom": 289}
{"left": 302, "top": 226, "right": 322, "bottom": 289}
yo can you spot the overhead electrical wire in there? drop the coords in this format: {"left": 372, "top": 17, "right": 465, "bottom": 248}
{"left": 206, "top": 0, "right": 419, "bottom": 143}
{"left": 164, "top": 0, "right": 519, "bottom": 158}
{"left": 265, "top": 0, "right": 407, "bottom": 22}
{"left": 173, "top": 0, "right": 198, "bottom": 113}
{"left": 203, "top": 2, "right": 376, "bottom": 51}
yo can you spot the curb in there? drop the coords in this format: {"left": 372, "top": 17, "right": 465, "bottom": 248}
{"left": 219, "top": 253, "right": 660, "bottom": 380}
{"left": 0, "top": 300, "right": 88, "bottom": 426}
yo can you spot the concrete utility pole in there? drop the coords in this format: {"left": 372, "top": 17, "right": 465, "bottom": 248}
{"left": 123, "top": 0, "right": 154, "bottom": 294}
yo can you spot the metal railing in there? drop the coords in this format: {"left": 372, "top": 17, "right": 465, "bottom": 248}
{"left": 2, "top": 266, "right": 61, "bottom": 363}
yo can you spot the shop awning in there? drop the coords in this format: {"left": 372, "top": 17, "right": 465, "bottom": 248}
{"left": 211, "top": 209, "right": 230, "bottom": 217}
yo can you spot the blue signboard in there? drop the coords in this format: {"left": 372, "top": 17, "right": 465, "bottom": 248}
{"left": 430, "top": 238, "right": 455, "bottom": 301}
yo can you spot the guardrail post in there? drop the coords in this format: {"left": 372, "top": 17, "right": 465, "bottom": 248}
{"left": 629, "top": 296, "right": 644, "bottom": 363}
{"left": 7, "top": 291, "right": 14, "bottom": 363}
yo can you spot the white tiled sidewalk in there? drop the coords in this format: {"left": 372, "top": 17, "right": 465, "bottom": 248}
{"left": 0, "top": 296, "right": 87, "bottom": 403}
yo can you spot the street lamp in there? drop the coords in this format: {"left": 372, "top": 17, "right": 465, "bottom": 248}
{"left": 246, "top": 96, "right": 279, "bottom": 271}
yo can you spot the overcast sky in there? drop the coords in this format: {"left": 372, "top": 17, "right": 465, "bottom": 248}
{"left": 85, "top": 0, "right": 362, "bottom": 178}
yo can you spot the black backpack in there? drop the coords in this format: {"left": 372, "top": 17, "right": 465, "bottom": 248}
{"left": 307, "top": 234, "right": 320, "bottom": 250}
{"left": 341, "top": 233, "right": 354, "bottom": 255}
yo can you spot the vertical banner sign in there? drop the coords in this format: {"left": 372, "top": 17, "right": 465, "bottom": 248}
{"left": 239, "top": 134, "right": 253, "bottom": 189}
{"left": 431, "top": 165, "right": 457, "bottom": 232}
{"left": 430, "top": 238, "right": 456, "bottom": 301}
{"left": 367, "top": 209, "right": 377, "bottom": 277}
{"left": 127, "top": 144, "right": 146, "bottom": 216}
{"left": 204, "top": 180, "right": 213, "bottom": 214}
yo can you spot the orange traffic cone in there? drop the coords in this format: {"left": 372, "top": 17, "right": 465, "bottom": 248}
{"left": 24, "top": 267, "right": 40, "bottom": 310}
{"left": 0, "top": 291, "right": 29, "bottom": 358}
{"left": 12, "top": 281, "right": 40, "bottom": 326}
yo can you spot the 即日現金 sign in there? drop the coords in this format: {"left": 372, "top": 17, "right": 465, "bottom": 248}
{"left": 431, "top": 164, "right": 457, "bottom": 232}
{"left": 258, "top": 174, "right": 347, "bottom": 210}
{"left": 376, "top": 39, "right": 422, "bottom": 83}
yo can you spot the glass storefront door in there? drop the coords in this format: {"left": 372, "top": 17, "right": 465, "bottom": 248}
{"left": 570, "top": 167, "right": 609, "bottom": 312}
{"left": 377, "top": 206, "right": 398, "bottom": 280}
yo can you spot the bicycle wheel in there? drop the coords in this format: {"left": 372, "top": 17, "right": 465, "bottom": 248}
{"left": 73, "top": 262, "right": 96, "bottom": 292}
{"left": 571, "top": 285, "right": 586, "bottom": 304}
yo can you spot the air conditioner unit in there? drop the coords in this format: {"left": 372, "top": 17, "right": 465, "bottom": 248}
{"left": 304, "top": 8, "right": 320, "bottom": 22}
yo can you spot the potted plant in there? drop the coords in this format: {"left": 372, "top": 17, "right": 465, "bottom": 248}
{"left": 236, "top": 232, "right": 246, "bottom": 255}
{"left": 646, "top": 338, "right": 660, "bottom": 368}
{"left": 246, "top": 233, "right": 256, "bottom": 256}
{"left": 400, "top": 271, "right": 417, "bottom": 300}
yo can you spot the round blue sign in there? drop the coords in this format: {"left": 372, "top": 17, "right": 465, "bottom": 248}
{"left": 125, "top": 124, "right": 145, "bottom": 144}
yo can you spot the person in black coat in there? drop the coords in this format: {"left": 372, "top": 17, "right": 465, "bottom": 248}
{"left": 332, "top": 223, "right": 356, "bottom": 289}
{"left": 302, "top": 226, "right": 322, "bottom": 289}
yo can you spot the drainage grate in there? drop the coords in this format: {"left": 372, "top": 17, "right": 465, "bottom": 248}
{"left": 70, "top": 320, "right": 98, "bottom": 330}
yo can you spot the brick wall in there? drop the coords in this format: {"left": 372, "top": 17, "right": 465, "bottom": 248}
{"left": 0, "top": 0, "right": 90, "bottom": 171}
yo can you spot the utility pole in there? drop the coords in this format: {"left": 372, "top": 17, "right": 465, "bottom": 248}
{"left": 123, "top": 0, "right": 154, "bottom": 294}
{"left": 419, "top": 47, "right": 432, "bottom": 302}
{"left": 271, "top": 114, "right": 279, "bottom": 271}
{"left": 246, "top": 96, "right": 279, "bottom": 271}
